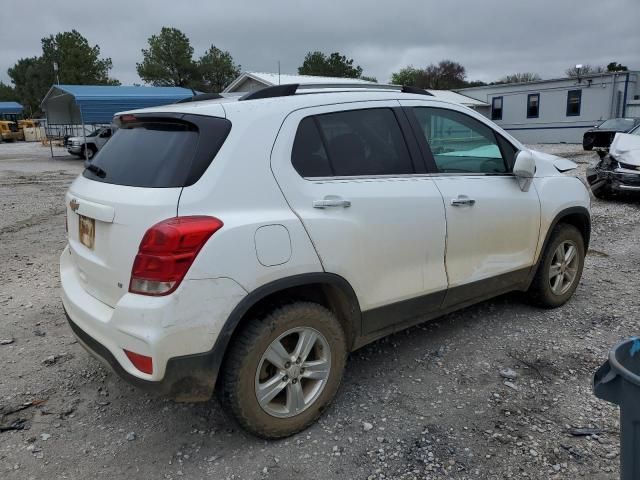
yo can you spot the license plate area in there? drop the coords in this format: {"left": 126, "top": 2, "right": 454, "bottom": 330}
{"left": 79, "top": 215, "right": 95, "bottom": 249}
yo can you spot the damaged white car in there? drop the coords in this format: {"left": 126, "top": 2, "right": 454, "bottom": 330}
{"left": 587, "top": 125, "right": 640, "bottom": 198}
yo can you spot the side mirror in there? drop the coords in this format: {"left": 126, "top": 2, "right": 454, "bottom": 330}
{"left": 513, "top": 150, "right": 536, "bottom": 192}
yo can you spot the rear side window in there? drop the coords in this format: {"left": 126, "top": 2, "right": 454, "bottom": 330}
{"left": 291, "top": 117, "right": 332, "bottom": 177}
{"left": 83, "top": 115, "right": 231, "bottom": 188}
{"left": 291, "top": 108, "right": 413, "bottom": 177}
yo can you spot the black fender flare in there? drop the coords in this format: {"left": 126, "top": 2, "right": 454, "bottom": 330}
{"left": 526, "top": 206, "right": 591, "bottom": 286}
{"left": 208, "top": 272, "right": 362, "bottom": 385}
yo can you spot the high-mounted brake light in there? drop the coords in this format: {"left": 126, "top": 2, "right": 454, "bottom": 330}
{"left": 129, "top": 216, "right": 223, "bottom": 296}
{"left": 119, "top": 114, "right": 137, "bottom": 123}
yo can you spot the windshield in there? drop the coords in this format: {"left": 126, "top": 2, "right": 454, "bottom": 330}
{"left": 631, "top": 125, "right": 640, "bottom": 136}
{"left": 598, "top": 118, "right": 635, "bottom": 130}
{"left": 86, "top": 128, "right": 102, "bottom": 137}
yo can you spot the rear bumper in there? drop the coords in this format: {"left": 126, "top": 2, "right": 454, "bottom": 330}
{"left": 65, "top": 310, "right": 219, "bottom": 400}
{"left": 60, "top": 245, "right": 247, "bottom": 400}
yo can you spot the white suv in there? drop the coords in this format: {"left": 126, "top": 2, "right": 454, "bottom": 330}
{"left": 60, "top": 84, "right": 591, "bottom": 438}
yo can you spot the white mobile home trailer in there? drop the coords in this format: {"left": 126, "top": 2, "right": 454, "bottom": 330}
{"left": 458, "top": 71, "right": 639, "bottom": 143}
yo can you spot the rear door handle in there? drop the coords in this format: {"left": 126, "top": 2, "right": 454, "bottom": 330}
{"left": 451, "top": 195, "right": 476, "bottom": 207}
{"left": 313, "top": 197, "right": 351, "bottom": 209}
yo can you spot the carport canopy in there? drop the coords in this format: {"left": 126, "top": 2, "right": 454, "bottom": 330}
{"left": 0, "top": 101, "right": 24, "bottom": 115}
{"left": 40, "top": 85, "right": 195, "bottom": 124}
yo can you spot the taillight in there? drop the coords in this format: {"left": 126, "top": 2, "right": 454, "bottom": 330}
{"left": 129, "top": 216, "right": 223, "bottom": 296}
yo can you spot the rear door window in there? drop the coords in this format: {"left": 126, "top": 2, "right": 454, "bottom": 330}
{"left": 291, "top": 108, "right": 414, "bottom": 177}
{"left": 83, "top": 115, "right": 231, "bottom": 187}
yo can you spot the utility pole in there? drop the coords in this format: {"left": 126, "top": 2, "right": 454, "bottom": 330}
{"left": 53, "top": 62, "right": 60, "bottom": 85}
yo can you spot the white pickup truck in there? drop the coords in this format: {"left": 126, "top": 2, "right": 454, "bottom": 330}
{"left": 66, "top": 126, "right": 113, "bottom": 160}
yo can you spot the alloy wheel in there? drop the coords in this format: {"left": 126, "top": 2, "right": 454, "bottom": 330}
{"left": 549, "top": 240, "right": 579, "bottom": 295}
{"left": 255, "top": 327, "right": 331, "bottom": 418}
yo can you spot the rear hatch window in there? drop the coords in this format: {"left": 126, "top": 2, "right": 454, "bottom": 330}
{"left": 83, "top": 114, "right": 231, "bottom": 188}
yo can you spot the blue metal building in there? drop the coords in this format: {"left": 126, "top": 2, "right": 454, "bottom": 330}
{"left": 40, "top": 85, "right": 194, "bottom": 124}
{"left": 0, "top": 101, "right": 24, "bottom": 118}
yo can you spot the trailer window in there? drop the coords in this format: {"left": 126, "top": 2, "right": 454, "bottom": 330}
{"left": 566, "top": 90, "right": 582, "bottom": 117}
{"left": 491, "top": 97, "right": 503, "bottom": 120}
{"left": 527, "top": 94, "right": 539, "bottom": 118}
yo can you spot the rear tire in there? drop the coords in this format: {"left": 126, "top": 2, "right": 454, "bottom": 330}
{"left": 528, "top": 224, "right": 585, "bottom": 308}
{"left": 219, "top": 302, "right": 347, "bottom": 439}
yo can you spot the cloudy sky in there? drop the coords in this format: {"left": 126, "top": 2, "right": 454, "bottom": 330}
{"left": 1, "top": 0, "right": 638, "bottom": 86}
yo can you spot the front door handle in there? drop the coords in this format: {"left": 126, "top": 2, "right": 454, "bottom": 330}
{"left": 313, "top": 197, "right": 352, "bottom": 209}
{"left": 451, "top": 195, "right": 476, "bottom": 207}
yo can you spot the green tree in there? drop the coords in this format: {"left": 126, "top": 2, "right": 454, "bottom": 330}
{"left": 391, "top": 66, "right": 421, "bottom": 86}
{"left": 41, "top": 30, "right": 118, "bottom": 85}
{"left": 391, "top": 60, "right": 467, "bottom": 89}
{"left": 496, "top": 72, "right": 541, "bottom": 84}
{"left": 8, "top": 57, "right": 49, "bottom": 115}
{"left": 136, "top": 27, "right": 199, "bottom": 87}
{"left": 0, "top": 81, "right": 17, "bottom": 101}
{"left": 298, "top": 51, "right": 364, "bottom": 78}
{"left": 359, "top": 75, "right": 378, "bottom": 83}
{"left": 197, "top": 45, "right": 241, "bottom": 92}
{"left": 7, "top": 30, "right": 118, "bottom": 115}
{"left": 607, "top": 62, "right": 628, "bottom": 72}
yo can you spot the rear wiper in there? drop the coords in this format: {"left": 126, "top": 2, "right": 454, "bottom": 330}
{"left": 85, "top": 163, "right": 107, "bottom": 178}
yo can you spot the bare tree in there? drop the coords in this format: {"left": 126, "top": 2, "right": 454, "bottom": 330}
{"left": 496, "top": 72, "right": 541, "bottom": 84}
{"left": 565, "top": 64, "right": 605, "bottom": 78}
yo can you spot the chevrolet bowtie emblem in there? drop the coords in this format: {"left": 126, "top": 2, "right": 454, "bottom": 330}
{"left": 69, "top": 199, "right": 80, "bottom": 212}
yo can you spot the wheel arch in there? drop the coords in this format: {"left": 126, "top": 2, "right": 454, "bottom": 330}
{"left": 527, "top": 206, "right": 591, "bottom": 286}
{"left": 550, "top": 206, "right": 591, "bottom": 251}
{"left": 213, "top": 273, "right": 362, "bottom": 384}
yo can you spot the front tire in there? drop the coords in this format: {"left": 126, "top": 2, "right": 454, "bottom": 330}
{"left": 83, "top": 145, "right": 96, "bottom": 160}
{"left": 528, "top": 224, "right": 585, "bottom": 308}
{"left": 219, "top": 302, "right": 347, "bottom": 438}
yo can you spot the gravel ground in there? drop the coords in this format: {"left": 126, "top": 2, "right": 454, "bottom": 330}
{"left": 1, "top": 142, "right": 638, "bottom": 480}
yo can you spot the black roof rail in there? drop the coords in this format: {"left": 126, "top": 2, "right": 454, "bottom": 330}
{"left": 175, "top": 92, "right": 223, "bottom": 103}
{"left": 235, "top": 82, "right": 435, "bottom": 101}
{"left": 239, "top": 84, "right": 299, "bottom": 101}
{"left": 401, "top": 85, "right": 434, "bottom": 96}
